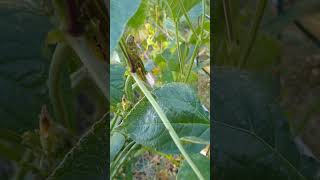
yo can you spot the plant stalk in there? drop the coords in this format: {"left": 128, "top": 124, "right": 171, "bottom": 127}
{"left": 222, "top": 0, "right": 234, "bottom": 47}
{"left": 184, "top": 40, "right": 200, "bottom": 82}
{"left": 111, "top": 142, "right": 139, "bottom": 179}
{"left": 175, "top": 20, "right": 184, "bottom": 78}
{"left": 65, "top": 35, "right": 108, "bottom": 101}
{"left": 184, "top": 0, "right": 206, "bottom": 82}
{"left": 49, "top": 43, "right": 75, "bottom": 131}
{"left": 178, "top": 0, "right": 198, "bottom": 39}
{"left": 240, "top": 0, "right": 267, "bottom": 67}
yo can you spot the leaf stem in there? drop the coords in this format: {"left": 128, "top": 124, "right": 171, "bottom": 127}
{"left": 131, "top": 73, "right": 205, "bottom": 180}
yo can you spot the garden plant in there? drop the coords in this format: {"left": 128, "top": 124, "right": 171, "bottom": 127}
{"left": 0, "top": 0, "right": 108, "bottom": 179}
{"left": 110, "top": 0, "right": 210, "bottom": 179}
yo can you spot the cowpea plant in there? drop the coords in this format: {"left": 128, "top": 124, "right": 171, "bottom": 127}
{"left": 212, "top": 0, "right": 320, "bottom": 179}
{"left": 0, "top": 0, "right": 108, "bottom": 179}
{"left": 110, "top": 0, "right": 210, "bottom": 179}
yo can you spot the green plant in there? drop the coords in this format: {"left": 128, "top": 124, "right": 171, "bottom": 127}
{"left": 0, "top": 1, "right": 108, "bottom": 179}
{"left": 110, "top": 0, "right": 210, "bottom": 179}
{"left": 212, "top": 0, "right": 320, "bottom": 179}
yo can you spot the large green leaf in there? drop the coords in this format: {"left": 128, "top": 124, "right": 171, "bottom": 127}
{"left": 212, "top": 67, "right": 320, "bottom": 180}
{"left": 127, "top": 0, "right": 148, "bottom": 28}
{"left": 119, "top": 83, "right": 209, "bottom": 154}
{"left": 47, "top": 115, "right": 108, "bottom": 180}
{"left": 110, "top": 64, "right": 126, "bottom": 106}
{"left": 110, "top": 0, "right": 141, "bottom": 53}
{"left": 177, "top": 154, "right": 210, "bottom": 180}
{"left": 0, "top": 7, "right": 51, "bottom": 133}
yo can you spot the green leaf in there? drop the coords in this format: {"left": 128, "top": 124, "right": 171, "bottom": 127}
{"left": 48, "top": 115, "right": 108, "bottom": 180}
{"left": 119, "top": 83, "right": 209, "bottom": 154}
{"left": 161, "top": 48, "right": 179, "bottom": 72}
{"left": 181, "top": 2, "right": 203, "bottom": 22}
{"left": 127, "top": 0, "right": 148, "bottom": 28}
{"left": 177, "top": 154, "right": 210, "bottom": 180}
{"left": 110, "top": 64, "right": 126, "bottom": 106}
{"left": 110, "top": 0, "right": 141, "bottom": 53}
{"left": 165, "top": 0, "right": 201, "bottom": 21}
{"left": 212, "top": 67, "right": 320, "bottom": 179}
{"left": 0, "top": 6, "right": 51, "bottom": 133}
{"left": 110, "top": 132, "right": 125, "bottom": 162}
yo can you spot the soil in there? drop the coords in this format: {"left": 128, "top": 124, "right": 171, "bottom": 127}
{"left": 279, "top": 22, "right": 320, "bottom": 159}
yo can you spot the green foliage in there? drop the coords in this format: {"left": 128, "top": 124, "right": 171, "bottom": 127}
{"left": 110, "top": 0, "right": 210, "bottom": 179}
{"left": 110, "top": 64, "right": 126, "bottom": 106}
{"left": 0, "top": 6, "right": 51, "bottom": 133}
{"left": 0, "top": 1, "right": 109, "bottom": 179}
{"left": 212, "top": 67, "right": 320, "bottom": 179}
{"left": 177, "top": 154, "right": 210, "bottom": 180}
{"left": 110, "top": 0, "right": 142, "bottom": 53}
{"left": 213, "top": 0, "right": 320, "bottom": 179}
{"left": 119, "top": 83, "right": 209, "bottom": 154}
{"left": 48, "top": 116, "right": 108, "bottom": 180}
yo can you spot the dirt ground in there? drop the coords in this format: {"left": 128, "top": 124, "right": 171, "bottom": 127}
{"left": 280, "top": 23, "right": 320, "bottom": 159}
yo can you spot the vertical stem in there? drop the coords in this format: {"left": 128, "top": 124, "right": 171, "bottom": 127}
{"left": 223, "top": 0, "right": 234, "bottom": 46}
{"left": 49, "top": 43, "right": 75, "bottom": 132}
{"left": 184, "top": 0, "right": 206, "bottom": 83}
{"left": 240, "top": 0, "right": 268, "bottom": 67}
{"left": 175, "top": 20, "right": 184, "bottom": 78}
{"left": 65, "top": 35, "right": 108, "bottom": 100}
{"left": 178, "top": 0, "right": 198, "bottom": 39}
{"left": 111, "top": 142, "right": 139, "bottom": 179}
{"left": 184, "top": 41, "right": 200, "bottom": 82}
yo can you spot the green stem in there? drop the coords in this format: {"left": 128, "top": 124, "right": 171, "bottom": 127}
{"left": 131, "top": 73, "right": 205, "bottom": 180}
{"left": 240, "top": 0, "right": 267, "bottom": 67}
{"left": 222, "top": 0, "right": 234, "bottom": 47}
{"left": 110, "top": 114, "right": 119, "bottom": 131}
{"left": 65, "top": 35, "right": 108, "bottom": 100}
{"left": 110, "top": 141, "right": 135, "bottom": 174}
{"left": 178, "top": 0, "right": 198, "bottom": 39}
{"left": 70, "top": 66, "right": 88, "bottom": 89}
{"left": 199, "top": 0, "right": 206, "bottom": 39}
{"left": 49, "top": 43, "right": 75, "bottom": 132}
{"left": 111, "top": 142, "right": 139, "bottom": 179}
{"left": 175, "top": 20, "right": 184, "bottom": 78}
{"left": 184, "top": 0, "right": 206, "bottom": 83}
{"left": 184, "top": 40, "right": 200, "bottom": 82}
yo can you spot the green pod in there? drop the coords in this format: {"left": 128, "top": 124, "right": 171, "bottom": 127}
{"left": 124, "top": 75, "right": 134, "bottom": 102}
{"left": 49, "top": 43, "right": 76, "bottom": 132}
